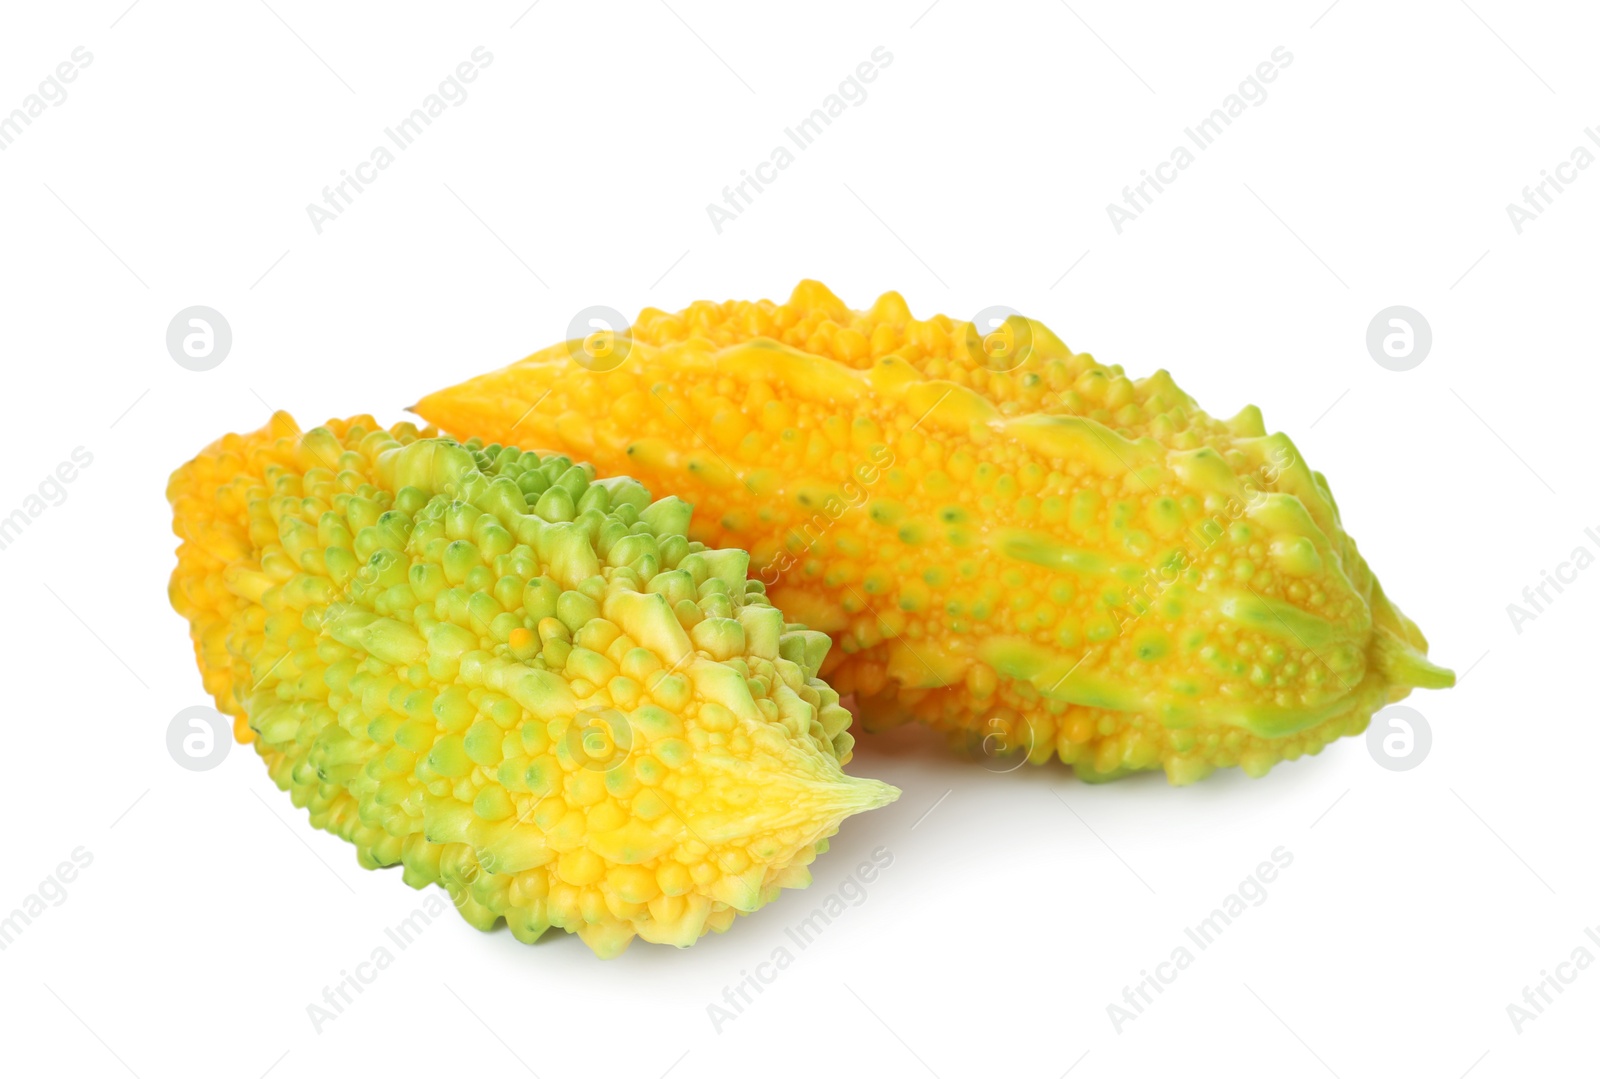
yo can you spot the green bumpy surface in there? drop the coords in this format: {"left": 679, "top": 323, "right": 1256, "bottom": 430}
{"left": 167, "top": 413, "right": 897, "bottom": 957}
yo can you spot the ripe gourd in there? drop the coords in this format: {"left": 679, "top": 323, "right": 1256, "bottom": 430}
{"left": 415, "top": 282, "right": 1453, "bottom": 783}
{"left": 167, "top": 412, "right": 896, "bottom": 956}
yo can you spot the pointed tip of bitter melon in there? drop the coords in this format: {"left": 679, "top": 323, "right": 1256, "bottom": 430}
{"left": 1372, "top": 627, "right": 1456, "bottom": 691}
{"left": 802, "top": 773, "right": 900, "bottom": 819}
{"left": 1368, "top": 581, "right": 1454, "bottom": 691}
{"left": 167, "top": 413, "right": 895, "bottom": 957}
{"left": 412, "top": 283, "right": 1455, "bottom": 786}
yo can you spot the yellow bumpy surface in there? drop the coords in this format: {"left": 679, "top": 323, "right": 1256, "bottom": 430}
{"left": 167, "top": 412, "right": 897, "bottom": 956}
{"left": 415, "top": 282, "right": 1454, "bottom": 784}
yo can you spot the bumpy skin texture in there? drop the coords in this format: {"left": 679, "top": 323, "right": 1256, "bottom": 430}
{"left": 167, "top": 412, "right": 896, "bottom": 957}
{"left": 416, "top": 282, "right": 1455, "bottom": 785}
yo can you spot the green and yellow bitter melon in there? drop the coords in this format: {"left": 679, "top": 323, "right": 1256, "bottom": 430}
{"left": 415, "top": 281, "right": 1454, "bottom": 784}
{"left": 167, "top": 412, "right": 897, "bottom": 956}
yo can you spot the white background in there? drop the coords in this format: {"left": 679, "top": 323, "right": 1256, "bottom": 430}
{"left": 0, "top": 1, "right": 1594, "bottom": 1076}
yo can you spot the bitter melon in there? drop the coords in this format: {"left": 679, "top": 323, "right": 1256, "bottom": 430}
{"left": 167, "top": 411, "right": 896, "bottom": 956}
{"left": 415, "top": 282, "right": 1454, "bottom": 784}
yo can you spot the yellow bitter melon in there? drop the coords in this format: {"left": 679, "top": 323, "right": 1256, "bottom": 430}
{"left": 167, "top": 411, "right": 897, "bottom": 956}
{"left": 415, "top": 282, "right": 1455, "bottom": 784}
